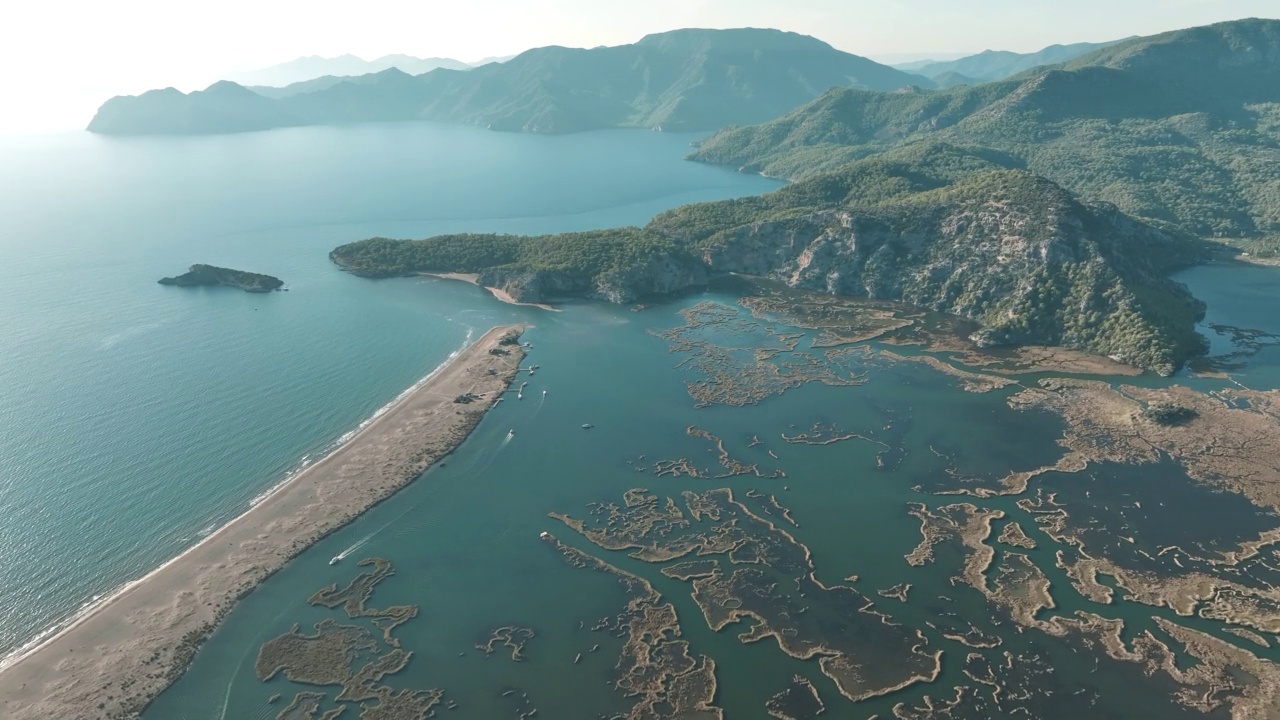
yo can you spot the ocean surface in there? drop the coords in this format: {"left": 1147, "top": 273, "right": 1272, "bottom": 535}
{"left": 4, "top": 122, "right": 1280, "bottom": 719}
{"left": 0, "top": 123, "right": 779, "bottom": 661}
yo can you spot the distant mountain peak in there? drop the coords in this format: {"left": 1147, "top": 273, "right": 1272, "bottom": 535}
{"left": 90, "top": 27, "right": 927, "bottom": 136}
{"left": 901, "top": 38, "right": 1129, "bottom": 83}
{"left": 203, "top": 80, "right": 256, "bottom": 94}
{"left": 636, "top": 27, "right": 837, "bottom": 53}
{"left": 221, "top": 54, "right": 474, "bottom": 88}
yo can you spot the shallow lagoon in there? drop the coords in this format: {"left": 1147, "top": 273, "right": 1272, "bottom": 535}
{"left": 152, "top": 273, "right": 1280, "bottom": 718}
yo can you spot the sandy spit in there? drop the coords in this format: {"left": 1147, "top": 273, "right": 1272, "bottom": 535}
{"left": 424, "top": 272, "right": 561, "bottom": 311}
{"left": 0, "top": 324, "right": 527, "bottom": 720}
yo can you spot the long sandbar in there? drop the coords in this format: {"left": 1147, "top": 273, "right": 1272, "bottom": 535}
{"left": 0, "top": 324, "right": 527, "bottom": 720}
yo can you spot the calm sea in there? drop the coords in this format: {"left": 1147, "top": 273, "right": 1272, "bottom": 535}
{"left": 4, "top": 122, "right": 1279, "bottom": 720}
{"left": 0, "top": 123, "right": 779, "bottom": 661}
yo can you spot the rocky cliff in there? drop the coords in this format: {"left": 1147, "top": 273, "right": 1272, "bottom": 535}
{"left": 696, "top": 173, "right": 1207, "bottom": 373}
{"left": 331, "top": 170, "right": 1208, "bottom": 374}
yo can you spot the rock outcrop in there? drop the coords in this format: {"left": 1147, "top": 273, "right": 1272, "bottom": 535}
{"left": 159, "top": 264, "right": 284, "bottom": 293}
{"left": 330, "top": 169, "right": 1210, "bottom": 374}
{"left": 478, "top": 253, "right": 708, "bottom": 304}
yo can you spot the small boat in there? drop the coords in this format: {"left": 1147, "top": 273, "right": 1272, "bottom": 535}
{"left": 508, "top": 428, "right": 516, "bottom": 437}
{"left": 582, "top": 423, "right": 594, "bottom": 429}
{"left": 329, "top": 556, "right": 341, "bottom": 565}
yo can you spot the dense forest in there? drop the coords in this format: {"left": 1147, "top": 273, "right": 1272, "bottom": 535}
{"left": 691, "top": 19, "right": 1280, "bottom": 243}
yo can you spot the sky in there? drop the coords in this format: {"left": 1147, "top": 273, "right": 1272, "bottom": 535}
{"left": 1, "top": 0, "right": 1276, "bottom": 134}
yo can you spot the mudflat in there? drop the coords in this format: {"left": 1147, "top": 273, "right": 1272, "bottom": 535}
{"left": 0, "top": 324, "right": 526, "bottom": 720}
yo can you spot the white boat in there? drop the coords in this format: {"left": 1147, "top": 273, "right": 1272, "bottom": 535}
{"left": 582, "top": 423, "right": 593, "bottom": 429}
{"left": 329, "top": 556, "right": 341, "bottom": 565}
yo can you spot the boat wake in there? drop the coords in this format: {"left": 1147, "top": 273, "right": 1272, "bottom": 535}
{"left": 529, "top": 388, "right": 547, "bottom": 420}
{"left": 330, "top": 531, "right": 376, "bottom": 565}
{"left": 216, "top": 602, "right": 298, "bottom": 720}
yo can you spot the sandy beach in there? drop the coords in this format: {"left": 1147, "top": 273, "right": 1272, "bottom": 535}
{"left": 0, "top": 325, "right": 526, "bottom": 720}
{"left": 425, "top": 272, "right": 561, "bottom": 311}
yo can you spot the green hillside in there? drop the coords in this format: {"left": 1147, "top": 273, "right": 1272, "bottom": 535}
{"left": 333, "top": 161, "right": 1209, "bottom": 374}
{"left": 692, "top": 19, "right": 1280, "bottom": 241}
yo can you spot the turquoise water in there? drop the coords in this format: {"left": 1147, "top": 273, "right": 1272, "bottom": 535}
{"left": 1176, "top": 262, "right": 1280, "bottom": 388}
{"left": 6, "top": 122, "right": 1280, "bottom": 719}
{"left": 0, "top": 124, "right": 779, "bottom": 659}
{"left": 148, "top": 287, "right": 1280, "bottom": 719}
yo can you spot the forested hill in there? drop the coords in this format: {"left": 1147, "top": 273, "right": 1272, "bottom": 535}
{"left": 691, "top": 18, "right": 1280, "bottom": 242}
{"left": 333, "top": 160, "right": 1210, "bottom": 375}
{"left": 88, "top": 28, "right": 925, "bottom": 136}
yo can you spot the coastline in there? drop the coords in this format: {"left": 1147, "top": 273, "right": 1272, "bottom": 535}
{"left": 424, "top": 272, "right": 561, "bottom": 311}
{"left": 0, "top": 324, "right": 527, "bottom": 720}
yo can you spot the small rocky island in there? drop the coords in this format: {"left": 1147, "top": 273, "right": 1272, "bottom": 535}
{"left": 159, "top": 264, "right": 284, "bottom": 293}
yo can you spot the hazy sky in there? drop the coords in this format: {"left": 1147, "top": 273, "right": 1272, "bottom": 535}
{"left": 1, "top": 0, "right": 1275, "bottom": 133}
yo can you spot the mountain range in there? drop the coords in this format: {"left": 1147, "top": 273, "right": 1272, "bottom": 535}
{"left": 896, "top": 39, "right": 1128, "bottom": 86}
{"left": 82, "top": 17, "right": 1280, "bottom": 372}
{"left": 692, "top": 19, "right": 1280, "bottom": 240}
{"left": 330, "top": 18, "right": 1280, "bottom": 374}
{"left": 221, "top": 54, "right": 505, "bottom": 88}
{"left": 87, "top": 29, "right": 927, "bottom": 135}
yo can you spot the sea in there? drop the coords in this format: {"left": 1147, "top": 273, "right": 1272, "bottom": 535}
{"left": 1, "top": 122, "right": 1278, "bottom": 720}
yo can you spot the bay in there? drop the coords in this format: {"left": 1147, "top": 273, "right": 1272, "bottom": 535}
{"left": 0, "top": 123, "right": 779, "bottom": 660}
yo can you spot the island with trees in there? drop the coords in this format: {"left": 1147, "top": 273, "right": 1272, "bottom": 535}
{"left": 159, "top": 264, "right": 285, "bottom": 293}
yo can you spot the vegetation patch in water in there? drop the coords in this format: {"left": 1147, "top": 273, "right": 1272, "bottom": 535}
{"left": 254, "top": 558, "right": 442, "bottom": 720}
{"left": 764, "top": 675, "right": 825, "bottom": 720}
{"left": 556, "top": 488, "right": 943, "bottom": 702}
{"left": 476, "top": 626, "right": 536, "bottom": 661}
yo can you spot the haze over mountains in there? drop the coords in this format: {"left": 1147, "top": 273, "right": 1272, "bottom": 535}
{"left": 223, "top": 55, "right": 474, "bottom": 88}
{"left": 87, "top": 28, "right": 927, "bottom": 135}
{"left": 895, "top": 39, "right": 1128, "bottom": 85}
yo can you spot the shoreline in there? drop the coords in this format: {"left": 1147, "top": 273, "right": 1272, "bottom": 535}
{"left": 424, "top": 272, "right": 561, "bottom": 311}
{"left": 0, "top": 324, "right": 527, "bottom": 720}
{"left": 0, "top": 326, "right": 483, "bottom": 671}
